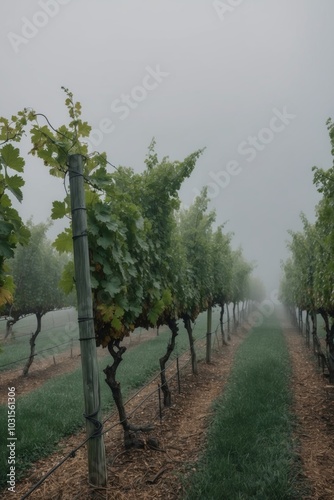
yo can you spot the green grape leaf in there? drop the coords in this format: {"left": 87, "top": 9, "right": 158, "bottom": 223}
{"left": 77, "top": 121, "right": 91, "bottom": 137}
{"left": 103, "top": 277, "right": 122, "bottom": 297}
{"left": 53, "top": 228, "right": 73, "bottom": 253}
{"left": 5, "top": 174, "right": 24, "bottom": 203}
{"left": 85, "top": 189, "right": 100, "bottom": 207}
{"left": 114, "top": 305, "right": 124, "bottom": 318}
{"left": 1, "top": 144, "right": 24, "bottom": 172}
{"left": 0, "top": 193, "right": 11, "bottom": 208}
{"left": 111, "top": 316, "right": 122, "bottom": 330}
{"left": 97, "top": 234, "right": 113, "bottom": 250}
{"left": 0, "top": 238, "right": 14, "bottom": 259}
{"left": 59, "top": 260, "right": 75, "bottom": 294}
{"left": 0, "top": 220, "right": 13, "bottom": 238}
{"left": 51, "top": 201, "right": 67, "bottom": 220}
{"left": 95, "top": 210, "right": 112, "bottom": 225}
{"left": 90, "top": 275, "right": 99, "bottom": 288}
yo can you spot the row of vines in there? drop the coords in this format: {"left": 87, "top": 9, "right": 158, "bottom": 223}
{"left": 280, "top": 118, "right": 334, "bottom": 381}
{"left": 0, "top": 89, "right": 259, "bottom": 486}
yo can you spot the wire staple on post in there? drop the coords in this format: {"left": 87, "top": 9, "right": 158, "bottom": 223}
{"left": 77, "top": 316, "right": 94, "bottom": 323}
{"left": 72, "top": 230, "right": 88, "bottom": 241}
{"left": 84, "top": 408, "right": 103, "bottom": 439}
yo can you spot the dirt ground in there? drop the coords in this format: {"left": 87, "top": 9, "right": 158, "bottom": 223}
{"left": 282, "top": 318, "right": 334, "bottom": 500}
{"left": 4, "top": 314, "right": 334, "bottom": 499}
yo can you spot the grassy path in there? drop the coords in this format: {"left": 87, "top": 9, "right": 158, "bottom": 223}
{"left": 184, "top": 313, "right": 300, "bottom": 499}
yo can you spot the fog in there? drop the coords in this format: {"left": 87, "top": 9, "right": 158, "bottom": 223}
{"left": 2, "top": 0, "right": 334, "bottom": 294}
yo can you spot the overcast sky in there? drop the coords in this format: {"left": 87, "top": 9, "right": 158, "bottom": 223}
{"left": 2, "top": 0, "right": 334, "bottom": 294}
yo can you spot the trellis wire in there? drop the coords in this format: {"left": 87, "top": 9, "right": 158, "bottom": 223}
{"left": 19, "top": 323, "right": 222, "bottom": 499}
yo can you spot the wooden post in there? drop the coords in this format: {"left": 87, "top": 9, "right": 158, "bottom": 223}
{"left": 68, "top": 154, "right": 107, "bottom": 487}
{"left": 306, "top": 311, "right": 310, "bottom": 348}
{"left": 206, "top": 305, "right": 212, "bottom": 363}
{"left": 227, "top": 304, "right": 231, "bottom": 340}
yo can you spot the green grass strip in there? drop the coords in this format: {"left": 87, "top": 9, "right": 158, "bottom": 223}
{"left": 0, "top": 309, "right": 220, "bottom": 489}
{"left": 184, "top": 313, "right": 301, "bottom": 500}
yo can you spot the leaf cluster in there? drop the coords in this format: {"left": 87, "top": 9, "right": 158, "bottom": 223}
{"left": 281, "top": 118, "right": 334, "bottom": 315}
{"left": 1, "top": 89, "right": 254, "bottom": 347}
{"left": 0, "top": 115, "right": 30, "bottom": 307}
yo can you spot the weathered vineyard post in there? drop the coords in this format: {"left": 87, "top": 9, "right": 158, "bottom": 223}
{"left": 206, "top": 304, "right": 212, "bottom": 363}
{"left": 311, "top": 310, "right": 317, "bottom": 353}
{"left": 305, "top": 311, "right": 310, "bottom": 348}
{"left": 227, "top": 304, "right": 231, "bottom": 340}
{"left": 183, "top": 315, "right": 198, "bottom": 375}
{"left": 233, "top": 302, "right": 237, "bottom": 330}
{"left": 220, "top": 303, "right": 228, "bottom": 345}
{"left": 68, "top": 154, "right": 107, "bottom": 487}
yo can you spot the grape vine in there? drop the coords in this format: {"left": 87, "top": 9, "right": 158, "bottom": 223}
{"left": 280, "top": 117, "right": 334, "bottom": 381}
{"left": 0, "top": 88, "right": 254, "bottom": 447}
{"left": 0, "top": 113, "right": 30, "bottom": 308}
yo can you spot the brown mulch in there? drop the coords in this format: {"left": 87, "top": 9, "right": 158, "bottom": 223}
{"left": 12, "top": 327, "right": 248, "bottom": 499}
{"left": 282, "top": 314, "right": 334, "bottom": 500}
